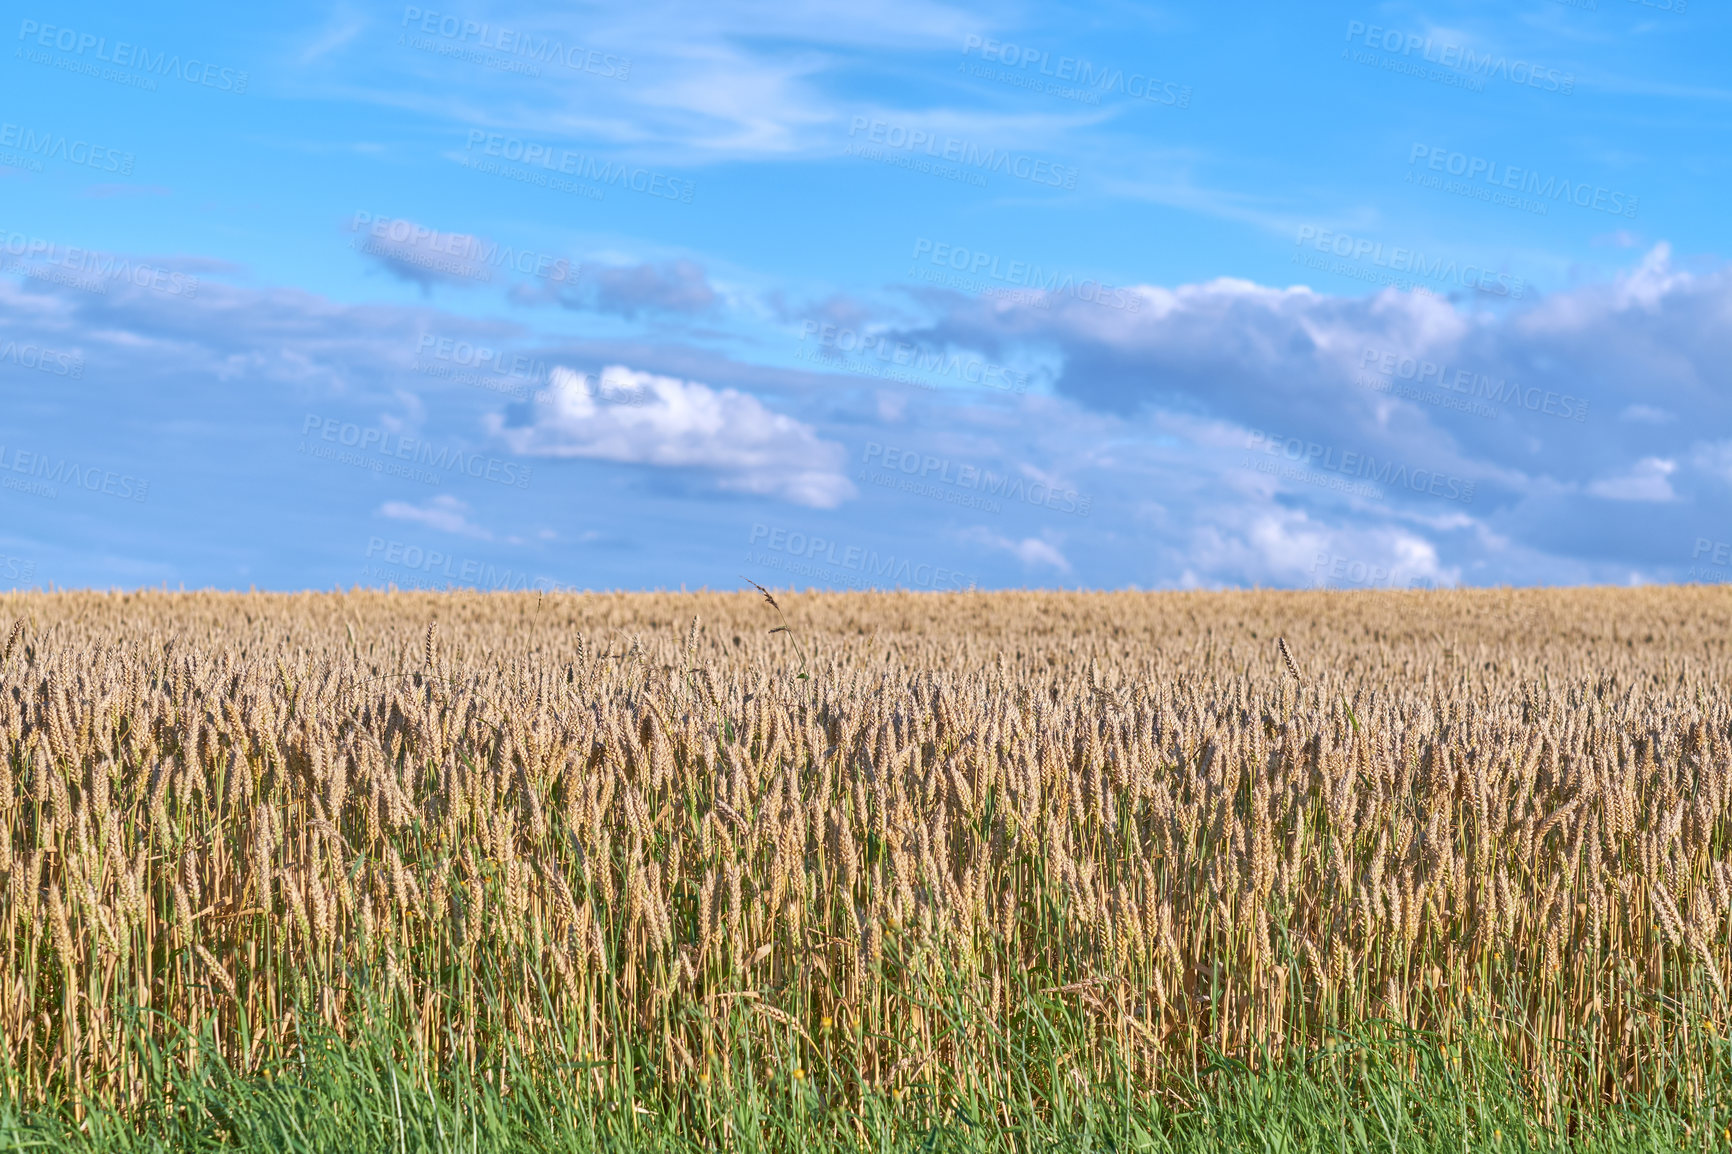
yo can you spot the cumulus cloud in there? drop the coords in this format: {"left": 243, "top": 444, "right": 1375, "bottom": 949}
{"left": 489, "top": 365, "right": 854, "bottom": 507}
{"left": 1153, "top": 497, "right": 1459, "bottom": 591}
{"left": 1244, "top": 511, "right": 1453, "bottom": 589}
{"left": 864, "top": 242, "right": 1732, "bottom": 573}
{"left": 15, "top": 231, "right": 1732, "bottom": 591}
{"left": 904, "top": 243, "right": 1728, "bottom": 452}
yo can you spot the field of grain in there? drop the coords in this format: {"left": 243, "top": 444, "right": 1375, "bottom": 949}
{"left": 0, "top": 586, "right": 1730, "bottom": 1149}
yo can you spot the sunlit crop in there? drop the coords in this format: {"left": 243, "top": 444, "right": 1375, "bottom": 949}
{"left": 0, "top": 586, "right": 1728, "bottom": 1144}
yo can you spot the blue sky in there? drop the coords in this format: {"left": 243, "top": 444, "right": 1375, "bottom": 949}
{"left": 1, "top": 0, "right": 1728, "bottom": 593}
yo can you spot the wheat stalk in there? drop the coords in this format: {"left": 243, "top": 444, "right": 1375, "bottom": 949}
{"left": 0, "top": 585, "right": 1722, "bottom": 1115}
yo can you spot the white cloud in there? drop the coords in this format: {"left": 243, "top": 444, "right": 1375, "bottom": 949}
{"left": 379, "top": 495, "right": 493, "bottom": 537}
{"left": 1587, "top": 457, "right": 1677, "bottom": 502}
{"left": 300, "top": 1, "right": 1014, "bottom": 167}
{"left": 962, "top": 527, "right": 1071, "bottom": 572}
{"left": 489, "top": 365, "right": 854, "bottom": 508}
{"left": 884, "top": 241, "right": 1732, "bottom": 574}
{"left": 1689, "top": 440, "right": 1732, "bottom": 485}
{"left": 1182, "top": 507, "right": 1455, "bottom": 590}
{"left": 1621, "top": 404, "right": 1675, "bottom": 423}
{"left": 20, "top": 230, "right": 1732, "bottom": 591}
{"left": 1614, "top": 242, "right": 1688, "bottom": 312}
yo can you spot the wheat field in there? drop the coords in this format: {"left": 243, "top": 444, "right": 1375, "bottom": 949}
{"left": 0, "top": 586, "right": 1730, "bottom": 1146}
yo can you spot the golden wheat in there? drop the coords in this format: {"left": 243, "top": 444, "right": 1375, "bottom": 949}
{"left": 0, "top": 586, "right": 1726, "bottom": 1112}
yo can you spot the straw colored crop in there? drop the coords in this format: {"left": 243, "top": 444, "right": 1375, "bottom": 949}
{"left": 0, "top": 585, "right": 1728, "bottom": 1130}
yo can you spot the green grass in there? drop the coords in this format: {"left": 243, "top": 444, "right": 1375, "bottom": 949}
{"left": 1, "top": 1009, "right": 1729, "bottom": 1153}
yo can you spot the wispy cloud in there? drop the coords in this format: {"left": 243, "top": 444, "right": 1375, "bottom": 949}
{"left": 962, "top": 527, "right": 1071, "bottom": 572}
{"left": 379, "top": 494, "right": 494, "bottom": 537}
